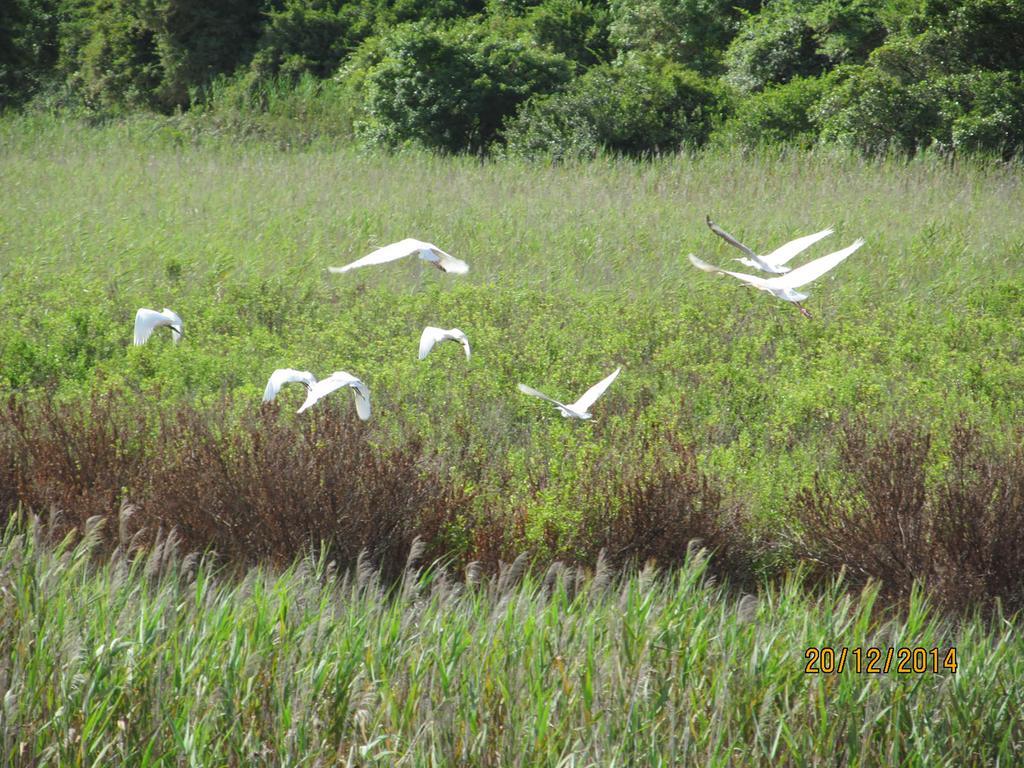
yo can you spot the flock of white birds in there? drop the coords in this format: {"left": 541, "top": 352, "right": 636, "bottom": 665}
{"left": 132, "top": 222, "right": 864, "bottom": 421}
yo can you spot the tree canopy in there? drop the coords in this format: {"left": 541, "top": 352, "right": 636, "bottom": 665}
{"left": 3, "top": 0, "right": 1022, "bottom": 158}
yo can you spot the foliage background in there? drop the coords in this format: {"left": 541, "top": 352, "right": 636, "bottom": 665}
{"left": 2, "top": 0, "right": 1023, "bottom": 158}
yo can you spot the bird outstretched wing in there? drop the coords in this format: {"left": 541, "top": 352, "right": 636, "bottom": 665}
{"left": 329, "top": 239, "right": 468, "bottom": 274}
{"left": 133, "top": 309, "right": 163, "bottom": 346}
{"left": 570, "top": 367, "right": 621, "bottom": 413}
{"left": 688, "top": 254, "right": 772, "bottom": 290}
{"left": 763, "top": 228, "right": 834, "bottom": 267}
{"left": 517, "top": 383, "right": 569, "bottom": 411}
{"left": 134, "top": 308, "right": 181, "bottom": 346}
{"left": 298, "top": 371, "right": 371, "bottom": 420}
{"left": 263, "top": 369, "right": 316, "bottom": 402}
{"left": 418, "top": 327, "right": 446, "bottom": 360}
{"left": 706, "top": 216, "right": 758, "bottom": 260}
{"left": 765, "top": 239, "right": 864, "bottom": 290}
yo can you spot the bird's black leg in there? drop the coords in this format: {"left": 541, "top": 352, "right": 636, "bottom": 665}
{"left": 795, "top": 302, "right": 813, "bottom": 319}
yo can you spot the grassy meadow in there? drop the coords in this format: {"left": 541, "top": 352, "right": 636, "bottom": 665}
{"left": 2, "top": 515, "right": 1022, "bottom": 766}
{"left": 2, "top": 116, "right": 1024, "bottom": 762}
{"left": 3, "top": 118, "right": 1023, "bottom": 525}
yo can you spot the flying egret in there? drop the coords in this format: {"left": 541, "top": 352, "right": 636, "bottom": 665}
{"left": 419, "top": 326, "right": 471, "bottom": 361}
{"left": 262, "top": 369, "right": 317, "bottom": 402}
{"left": 688, "top": 239, "right": 865, "bottom": 318}
{"left": 518, "top": 367, "right": 621, "bottom": 420}
{"left": 706, "top": 215, "right": 834, "bottom": 274}
{"left": 134, "top": 308, "right": 183, "bottom": 346}
{"left": 328, "top": 238, "right": 469, "bottom": 275}
{"left": 297, "top": 371, "right": 371, "bottom": 420}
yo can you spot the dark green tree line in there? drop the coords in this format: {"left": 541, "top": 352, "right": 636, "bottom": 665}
{"left": 1, "top": 0, "right": 1022, "bottom": 159}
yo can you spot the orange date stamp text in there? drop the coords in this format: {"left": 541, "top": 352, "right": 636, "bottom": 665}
{"left": 804, "top": 647, "right": 958, "bottom": 674}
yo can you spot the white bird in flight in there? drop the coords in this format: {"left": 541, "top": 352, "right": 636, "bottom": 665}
{"left": 518, "top": 367, "right": 621, "bottom": 420}
{"left": 262, "top": 369, "right": 317, "bottom": 402}
{"left": 706, "top": 215, "right": 833, "bottom": 274}
{"left": 419, "top": 326, "right": 471, "bottom": 361}
{"left": 133, "top": 308, "right": 183, "bottom": 346}
{"left": 688, "top": 239, "right": 865, "bottom": 318}
{"left": 297, "top": 371, "right": 371, "bottom": 420}
{"left": 328, "top": 238, "right": 469, "bottom": 275}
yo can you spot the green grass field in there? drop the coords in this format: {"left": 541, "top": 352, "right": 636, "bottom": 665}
{"left": 3, "top": 117, "right": 1022, "bottom": 528}
{"left": 2, "top": 515, "right": 1022, "bottom": 766}
{"left": 2, "top": 116, "right": 1024, "bottom": 763}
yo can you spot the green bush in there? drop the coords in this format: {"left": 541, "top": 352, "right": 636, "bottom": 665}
{"left": 150, "top": 0, "right": 267, "bottom": 109}
{"left": 725, "top": 0, "right": 887, "bottom": 93}
{"left": 866, "top": 30, "right": 950, "bottom": 84}
{"left": 383, "top": 0, "right": 488, "bottom": 25}
{"left": 0, "top": 0, "right": 61, "bottom": 109}
{"left": 252, "top": 1, "right": 376, "bottom": 80}
{"left": 724, "top": 2, "right": 825, "bottom": 93}
{"left": 923, "top": 0, "right": 1024, "bottom": 72}
{"left": 607, "top": 0, "right": 758, "bottom": 75}
{"left": 64, "top": 0, "right": 265, "bottom": 112}
{"left": 938, "top": 70, "right": 1024, "bottom": 159}
{"left": 252, "top": 0, "right": 490, "bottom": 81}
{"left": 499, "top": 91, "right": 600, "bottom": 160}
{"left": 715, "top": 75, "right": 827, "bottom": 148}
{"left": 814, "top": 60, "right": 1024, "bottom": 159}
{"left": 349, "top": 20, "right": 573, "bottom": 152}
{"left": 504, "top": 53, "right": 725, "bottom": 158}
{"left": 815, "top": 65, "right": 940, "bottom": 155}
{"left": 526, "top": 0, "right": 612, "bottom": 68}
{"left": 75, "top": 0, "right": 165, "bottom": 111}
{"left": 810, "top": 0, "right": 888, "bottom": 65}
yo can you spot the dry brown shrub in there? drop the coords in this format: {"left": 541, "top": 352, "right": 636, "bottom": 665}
{"left": 0, "top": 392, "right": 472, "bottom": 578}
{"left": 581, "top": 435, "right": 755, "bottom": 584}
{"left": 0, "top": 391, "right": 146, "bottom": 537}
{"left": 792, "top": 418, "right": 1024, "bottom": 613}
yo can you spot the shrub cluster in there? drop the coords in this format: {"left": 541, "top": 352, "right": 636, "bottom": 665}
{"left": 792, "top": 419, "right": 1024, "bottom": 614}
{"left": 3, "top": 0, "right": 1023, "bottom": 159}
{"left": 0, "top": 391, "right": 468, "bottom": 576}
{"left": 503, "top": 53, "right": 724, "bottom": 159}
{"left": 0, "top": 390, "right": 750, "bottom": 582}
{"left": 350, "top": 19, "right": 573, "bottom": 152}
{"left": 3, "top": 390, "right": 1024, "bottom": 611}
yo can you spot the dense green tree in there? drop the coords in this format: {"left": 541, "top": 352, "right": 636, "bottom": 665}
{"left": 75, "top": 0, "right": 164, "bottom": 109}
{"left": 811, "top": 0, "right": 888, "bottom": 64}
{"left": 64, "top": 0, "right": 266, "bottom": 110}
{"left": 504, "top": 53, "right": 725, "bottom": 158}
{"left": 0, "top": 0, "right": 62, "bottom": 108}
{"left": 143, "top": 0, "right": 267, "bottom": 108}
{"left": 526, "top": 0, "right": 612, "bottom": 68}
{"left": 607, "top": 0, "right": 759, "bottom": 75}
{"left": 922, "top": 0, "right": 1024, "bottom": 72}
{"left": 384, "top": 0, "right": 487, "bottom": 24}
{"left": 715, "top": 75, "right": 827, "bottom": 147}
{"left": 1, "top": 0, "right": 1022, "bottom": 160}
{"left": 865, "top": 30, "right": 952, "bottom": 84}
{"left": 725, "top": 0, "right": 887, "bottom": 93}
{"left": 815, "top": 65, "right": 940, "bottom": 155}
{"left": 351, "top": 20, "right": 573, "bottom": 152}
{"left": 725, "top": 2, "right": 825, "bottom": 93}
{"left": 252, "top": 1, "right": 373, "bottom": 80}
{"left": 936, "top": 70, "right": 1024, "bottom": 159}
